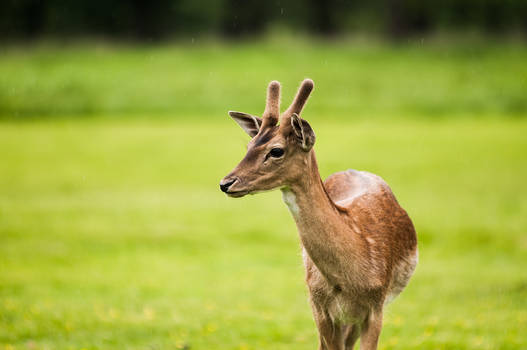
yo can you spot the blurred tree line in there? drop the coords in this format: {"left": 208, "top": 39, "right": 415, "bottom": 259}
{"left": 1, "top": 0, "right": 526, "bottom": 40}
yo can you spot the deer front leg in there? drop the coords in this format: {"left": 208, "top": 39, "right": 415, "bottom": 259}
{"left": 343, "top": 324, "right": 360, "bottom": 350}
{"left": 315, "top": 316, "right": 344, "bottom": 350}
{"left": 311, "top": 305, "right": 345, "bottom": 350}
{"left": 359, "top": 310, "right": 383, "bottom": 350}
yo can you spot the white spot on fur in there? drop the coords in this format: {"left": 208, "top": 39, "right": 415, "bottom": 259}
{"left": 282, "top": 189, "right": 299, "bottom": 216}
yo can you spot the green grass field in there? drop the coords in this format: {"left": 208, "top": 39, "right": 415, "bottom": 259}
{"left": 1, "top": 41, "right": 526, "bottom": 349}
{"left": 1, "top": 39, "right": 527, "bottom": 119}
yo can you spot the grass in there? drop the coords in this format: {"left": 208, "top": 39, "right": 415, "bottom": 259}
{"left": 0, "top": 40, "right": 527, "bottom": 349}
{"left": 1, "top": 119, "right": 526, "bottom": 349}
{"left": 0, "top": 39, "right": 526, "bottom": 119}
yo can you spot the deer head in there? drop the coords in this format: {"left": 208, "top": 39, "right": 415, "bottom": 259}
{"left": 220, "top": 79, "right": 316, "bottom": 197}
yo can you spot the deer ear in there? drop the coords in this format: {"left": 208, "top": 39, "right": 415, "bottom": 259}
{"left": 290, "top": 113, "right": 316, "bottom": 151}
{"left": 229, "top": 111, "right": 262, "bottom": 137}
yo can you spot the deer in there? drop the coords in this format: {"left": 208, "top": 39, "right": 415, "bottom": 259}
{"left": 219, "top": 79, "right": 418, "bottom": 350}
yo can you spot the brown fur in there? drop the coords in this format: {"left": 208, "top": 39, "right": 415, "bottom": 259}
{"left": 220, "top": 79, "right": 418, "bottom": 350}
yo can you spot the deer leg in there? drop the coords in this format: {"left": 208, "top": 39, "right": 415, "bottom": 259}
{"left": 359, "top": 310, "right": 383, "bottom": 350}
{"left": 312, "top": 308, "right": 344, "bottom": 350}
{"left": 316, "top": 318, "right": 344, "bottom": 350}
{"left": 343, "top": 324, "right": 360, "bottom": 350}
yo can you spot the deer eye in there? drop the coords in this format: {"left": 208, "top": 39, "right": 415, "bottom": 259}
{"left": 269, "top": 148, "right": 284, "bottom": 158}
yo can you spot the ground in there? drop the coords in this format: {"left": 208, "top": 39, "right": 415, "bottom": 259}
{"left": 0, "top": 40, "right": 526, "bottom": 349}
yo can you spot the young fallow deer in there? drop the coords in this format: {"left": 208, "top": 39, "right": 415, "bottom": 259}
{"left": 220, "top": 79, "right": 418, "bottom": 350}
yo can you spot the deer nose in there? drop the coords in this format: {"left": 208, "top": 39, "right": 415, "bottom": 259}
{"left": 220, "top": 178, "right": 236, "bottom": 192}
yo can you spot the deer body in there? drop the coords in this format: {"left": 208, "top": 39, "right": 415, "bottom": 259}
{"left": 220, "top": 80, "right": 417, "bottom": 350}
{"left": 282, "top": 157, "right": 417, "bottom": 349}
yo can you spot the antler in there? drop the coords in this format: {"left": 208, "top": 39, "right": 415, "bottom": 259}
{"left": 280, "top": 78, "right": 314, "bottom": 126}
{"left": 261, "top": 80, "right": 281, "bottom": 129}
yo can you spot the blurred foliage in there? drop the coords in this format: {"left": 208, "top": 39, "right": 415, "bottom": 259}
{"left": 1, "top": 0, "right": 526, "bottom": 40}
{"left": 1, "top": 39, "right": 526, "bottom": 119}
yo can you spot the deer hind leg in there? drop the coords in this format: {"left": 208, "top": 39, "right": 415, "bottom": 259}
{"left": 343, "top": 324, "right": 360, "bottom": 350}
{"left": 359, "top": 310, "right": 383, "bottom": 350}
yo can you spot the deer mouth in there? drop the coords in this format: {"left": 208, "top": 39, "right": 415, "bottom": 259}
{"left": 226, "top": 189, "right": 250, "bottom": 198}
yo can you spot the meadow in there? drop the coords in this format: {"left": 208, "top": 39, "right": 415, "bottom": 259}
{"left": 0, "top": 39, "right": 526, "bottom": 349}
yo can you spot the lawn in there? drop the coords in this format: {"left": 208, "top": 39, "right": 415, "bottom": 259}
{"left": 1, "top": 39, "right": 526, "bottom": 119}
{"left": 0, "top": 41, "right": 526, "bottom": 349}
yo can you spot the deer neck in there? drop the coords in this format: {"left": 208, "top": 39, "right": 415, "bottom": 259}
{"left": 281, "top": 151, "right": 337, "bottom": 219}
{"left": 281, "top": 151, "right": 354, "bottom": 284}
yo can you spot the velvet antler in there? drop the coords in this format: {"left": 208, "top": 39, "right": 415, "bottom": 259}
{"left": 280, "top": 78, "right": 314, "bottom": 126}
{"left": 261, "top": 80, "right": 281, "bottom": 129}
